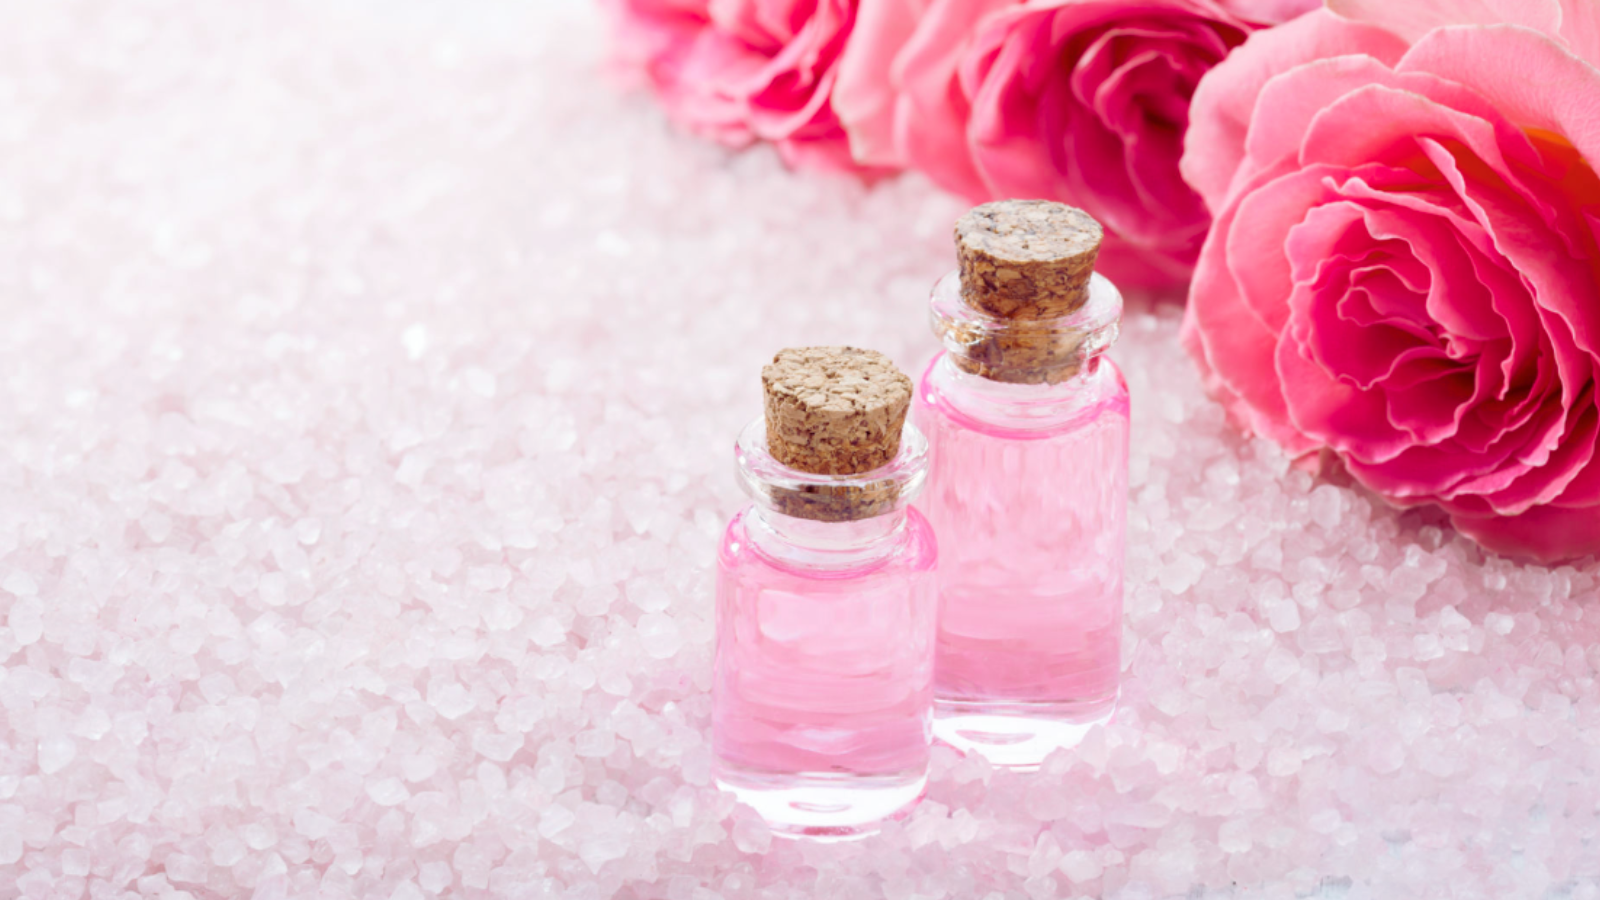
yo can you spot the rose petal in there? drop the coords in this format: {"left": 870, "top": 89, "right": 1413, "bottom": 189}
{"left": 1558, "top": 0, "right": 1600, "bottom": 68}
{"left": 832, "top": 0, "right": 930, "bottom": 166}
{"left": 1382, "top": 363, "right": 1483, "bottom": 444}
{"left": 1226, "top": 163, "right": 1361, "bottom": 333}
{"left": 1327, "top": 171, "right": 1544, "bottom": 393}
{"left": 1282, "top": 203, "right": 1439, "bottom": 388}
{"left": 1398, "top": 25, "right": 1600, "bottom": 186}
{"left": 745, "top": 5, "right": 851, "bottom": 140}
{"left": 963, "top": 11, "right": 1060, "bottom": 197}
{"left": 1324, "top": 0, "right": 1564, "bottom": 47}
{"left": 1299, "top": 83, "right": 1536, "bottom": 178}
{"left": 1216, "top": 0, "right": 1321, "bottom": 26}
{"left": 1470, "top": 391, "right": 1599, "bottom": 514}
{"left": 1277, "top": 318, "right": 1416, "bottom": 462}
{"left": 892, "top": 0, "right": 1015, "bottom": 200}
{"left": 1184, "top": 159, "right": 1323, "bottom": 454}
{"left": 1180, "top": 9, "right": 1408, "bottom": 211}
{"left": 1420, "top": 137, "right": 1600, "bottom": 386}
{"left": 1453, "top": 495, "right": 1600, "bottom": 563}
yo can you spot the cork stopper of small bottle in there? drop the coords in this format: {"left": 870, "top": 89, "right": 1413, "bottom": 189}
{"left": 762, "top": 346, "right": 913, "bottom": 476}
{"left": 953, "top": 200, "right": 1105, "bottom": 384}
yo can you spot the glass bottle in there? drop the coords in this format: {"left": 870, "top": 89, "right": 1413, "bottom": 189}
{"left": 713, "top": 348, "right": 937, "bottom": 839}
{"left": 914, "top": 202, "right": 1129, "bottom": 770}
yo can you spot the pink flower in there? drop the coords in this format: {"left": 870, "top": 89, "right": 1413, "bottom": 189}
{"left": 603, "top": 0, "right": 867, "bottom": 172}
{"left": 1180, "top": 2, "right": 1600, "bottom": 561}
{"left": 835, "top": 0, "right": 1317, "bottom": 290}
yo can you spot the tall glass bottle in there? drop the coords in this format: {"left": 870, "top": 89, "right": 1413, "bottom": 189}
{"left": 714, "top": 347, "right": 937, "bottom": 839}
{"left": 913, "top": 202, "right": 1129, "bottom": 770}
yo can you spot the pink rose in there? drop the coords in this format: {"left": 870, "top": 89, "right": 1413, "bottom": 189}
{"left": 1180, "top": 2, "right": 1600, "bottom": 561}
{"left": 603, "top": 0, "right": 868, "bottom": 172}
{"left": 835, "top": 0, "right": 1317, "bottom": 290}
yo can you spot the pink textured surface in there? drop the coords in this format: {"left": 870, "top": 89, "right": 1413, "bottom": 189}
{"left": 1, "top": 1, "right": 1598, "bottom": 898}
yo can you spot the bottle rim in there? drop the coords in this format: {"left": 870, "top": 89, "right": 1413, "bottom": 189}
{"left": 928, "top": 269, "right": 1122, "bottom": 378}
{"left": 733, "top": 417, "right": 929, "bottom": 522}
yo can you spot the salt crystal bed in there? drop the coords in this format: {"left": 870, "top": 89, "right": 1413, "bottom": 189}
{"left": 4, "top": 1, "right": 1600, "bottom": 898}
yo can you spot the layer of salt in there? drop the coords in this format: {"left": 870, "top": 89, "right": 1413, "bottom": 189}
{"left": 0, "top": 0, "right": 1595, "bottom": 897}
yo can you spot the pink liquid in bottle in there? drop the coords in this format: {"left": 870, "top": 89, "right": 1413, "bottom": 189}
{"left": 713, "top": 418, "right": 937, "bottom": 838}
{"left": 916, "top": 269, "right": 1129, "bottom": 769}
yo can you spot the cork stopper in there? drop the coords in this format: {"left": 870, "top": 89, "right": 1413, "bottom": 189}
{"left": 956, "top": 200, "right": 1102, "bottom": 320}
{"left": 951, "top": 201, "right": 1105, "bottom": 385}
{"left": 761, "top": 347, "right": 913, "bottom": 476}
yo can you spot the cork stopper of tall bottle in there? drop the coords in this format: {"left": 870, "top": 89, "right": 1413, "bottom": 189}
{"left": 953, "top": 200, "right": 1105, "bottom": 384}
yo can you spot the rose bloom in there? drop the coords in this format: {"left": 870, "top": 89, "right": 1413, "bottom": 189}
{"left": 1181, "top": 2, "right": 1600, "bottom": 561}
{"left": 603, "top": 0, "right": 867, "bottom": 172}
{"left": 834, "top": 0, "right": 1317, "bottom": 290}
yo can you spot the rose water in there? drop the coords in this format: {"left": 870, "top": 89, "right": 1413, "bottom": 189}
{"left": 914, "top": 202, "right": 1129, "bottom": 769}
{"left": 713, "top": 347, "right": 937, "bottom": 838}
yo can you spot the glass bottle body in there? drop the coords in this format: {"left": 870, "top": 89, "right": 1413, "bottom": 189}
{"left": 915, "top": 272, "right": 1129, "bottom": 769}
{"left": 712, "top": 420, "right": 936, "bottom": 838}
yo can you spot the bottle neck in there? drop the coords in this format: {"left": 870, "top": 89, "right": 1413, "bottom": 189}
{"left": 746, "top": 506, "right": 907, "bottom": 572}
{"left": 927, "top": 269, "right": 1122, "bottom": 387}
{"left": 926, "top": 351, "right": 1116, "bottom": 433}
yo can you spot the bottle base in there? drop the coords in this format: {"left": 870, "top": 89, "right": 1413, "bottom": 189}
{"left": 714, "top": 766, "right": 927, "bottom": 841}
{"left": 933, "top": 695, "right": 1117, "bottom": 771}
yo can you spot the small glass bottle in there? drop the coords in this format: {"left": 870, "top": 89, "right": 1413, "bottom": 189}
{"left": 713, "top": 347, "right": 937, "bottom": 839}
{"left": 914, "top": 202, "right": 1129, "bottom": 770}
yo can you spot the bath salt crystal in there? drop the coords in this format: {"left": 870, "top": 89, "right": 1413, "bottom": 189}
{"left": 731, "top": 817, "right": 772, "bottom": 854}
{"left": 463, "top": 367, "right": 498, "bottom": 398}
{"left": 529, "top": 615, "right": 567, "bottom": 648}
{"left": 37, "top": 734, "right": 77, "bottom": 774}
{"left": 627, "top": 581, "right": 673, "bottom": 613}
{"left": 1059, "top": 850, "right": 1102, "bottom": 883}
{"left": 241, "top": 823, "right": 277, "bottom": 851}
{"left": 62, "top": 847, "right": 91, "bottom": 876}
{"left": 3, "top": 572, "right": 38, "bottom": 596}
{"left": 418, "top": 861, "right": 453, "bottom": 893}
{"left": 210, "top": 837, "right": 247, "bottom": 867}
{"left": 0, "top": 831, "right": 20, "bottom": 866}
{"left": 1259, "top": 593, "right": 1301, "bottom": 633}
{"left": 574, "top": 729, "right": 615, "bottom": 759}
{"left": 578, "top": 834, "right": 629, "bottom": 873}
{"left": 1265, "top": 746, "right": 1301, "bottom": 776}
{"left": 1218, "top": 820, "right": 1253, "bottom": 854}
{"left": 636, "top": 612, "right": 683, "bottom": 659}
{"left": 292, "top": 810, "right": 334, "bottom": 841}
{"left": 1307, "top": 485, "right": 1343, "bottom": 529}
{"left": 472, "top": 730, "right": 522, "bottom": 762}
{"left": 539, "top": 805, "right": 576, "bottom": 839}
{"left": 366, "top": 778, "right": 410, "bottom": 807}
{"left": 1159, "top": 555, "right": 1204, "bottom": 594}
{"left": 1485, "top": 612, "right": 1515, "bottom": 635}
{"left": 402, "top": 325, "right": 429, "bottom": 360}
{"left": 164, "top": 853, "right": 206, "bottom": 884}
{"left": 8, "top": 597, "right": 42, "bottom": 646}
{"left": 428, "top": 681, "right": 476, "bottom": 720}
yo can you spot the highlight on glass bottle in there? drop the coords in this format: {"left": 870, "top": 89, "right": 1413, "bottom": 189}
{"left": 913, "top": 201, "right": 1130, "bottom": 770}
{"left": 713, "top": 346, "right": 938, "bottom": 839}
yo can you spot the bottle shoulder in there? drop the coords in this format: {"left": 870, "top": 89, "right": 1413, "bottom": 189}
{"left": 718, "top": 506, "right": 935, "bottom": 579}
{"left": 917, "top": 353, "right": 1128, "bottom": 440}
